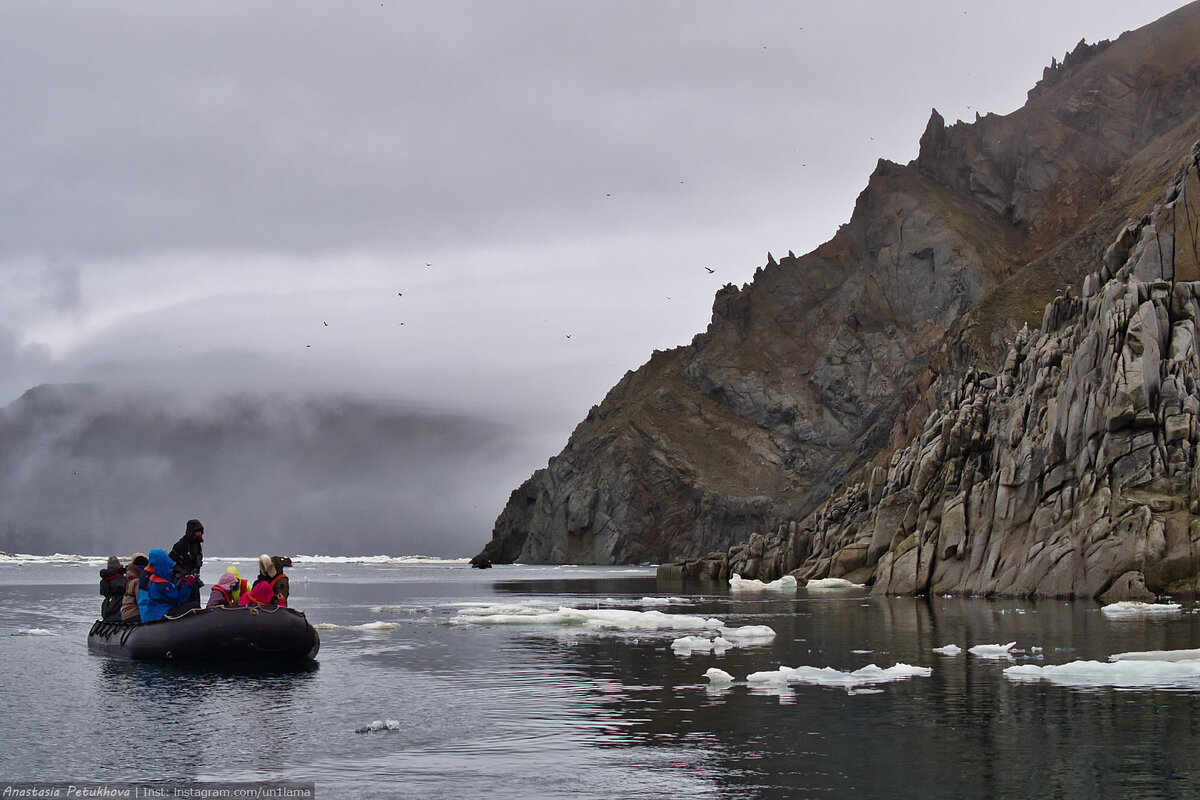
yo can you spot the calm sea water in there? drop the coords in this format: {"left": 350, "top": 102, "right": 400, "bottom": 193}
{"left": 3, "top": 556, "right": 1200, "bottom": 799}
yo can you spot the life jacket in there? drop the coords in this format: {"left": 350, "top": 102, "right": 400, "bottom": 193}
{"left": 269, "top": 573, "right": 287, "bottom": 607}
{"left": 211, "top": 584, "right": 233, "bottom": 605}
{"left": 241, "top": 574, "right": 286, "bottom": 607}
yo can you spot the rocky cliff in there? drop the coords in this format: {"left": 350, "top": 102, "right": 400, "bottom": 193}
{"left": 477, "top": 2, "right": 1200, "bottom": 599}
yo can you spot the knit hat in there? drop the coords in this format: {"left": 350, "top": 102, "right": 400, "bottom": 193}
{"left": 106, "top": 556, "right": 122, "bottom": 570}
{"left": 130, "top": 553, "right": 148, "bottom": 567}
{"left": 258, "top": 554, "right": 276, "bottom": 578}
{"left": 186, "top": 519, "right": 204, "bottom": 537}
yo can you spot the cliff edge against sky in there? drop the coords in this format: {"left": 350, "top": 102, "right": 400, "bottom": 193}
{"left": 478, "top": 2, "right": 1200, "bottom": 598}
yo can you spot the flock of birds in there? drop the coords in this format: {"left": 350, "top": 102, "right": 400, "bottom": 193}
{"left": 305, "top": 260, "right": 723, "bottom": 347}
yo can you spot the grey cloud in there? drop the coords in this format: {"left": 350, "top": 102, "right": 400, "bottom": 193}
{"left": 4, "top": 1, "right": 1180, "bottom": 265}
{"left": 0, "top": 382, "right": 533, "bottom": 557}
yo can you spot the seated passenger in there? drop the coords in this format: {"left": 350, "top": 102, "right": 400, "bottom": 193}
{"left": 137, "top": 549, "right": 197, "bottom": 622}
{"left": 269, "top": 556, "right": 292, "bottom": 605}
{"left": 99, "top": 556, "right": 126, "bottom": 621}
{"left": 239, "top": 554, "right": 288, "bottom": 607}
{"left": 206, "top": 567, "right": 247, "bottom": 608}
{"left": 226, "top": 565, "right": 249, "bottom": 604}
{"left": 121, "top": 553, "right": 148, "bottom": 623}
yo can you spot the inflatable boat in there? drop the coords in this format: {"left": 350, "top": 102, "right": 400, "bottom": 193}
{"left": 88, "top": 604, "right": 320, "bottom": 663}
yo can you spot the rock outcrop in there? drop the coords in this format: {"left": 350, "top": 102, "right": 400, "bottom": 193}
{"left": 477, "top": 2, "right": 1200, "bottom": 598}
{"left": 666, "top": 143, "right": 1200, "bottom": 598}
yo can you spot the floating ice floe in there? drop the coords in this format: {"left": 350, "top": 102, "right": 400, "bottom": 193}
{"left": 314, "top": 621, "right": 398, "bottom": 632}
{"left": 451, "top": 604, "right": 725, "bottom": 631}
{"left": 0, "top": 553, "right": 108, "bottom": 566}
{"left": 1101, "top": 601, "right": 1183, "bottom": 618}
{"left": 729, "top": 574, "right": 798, "bottom": 592}
{"left": 355, "top": 719, "right": 402, "bottom": 733}
{"left": 932, "top": 644, "right": 962, "bottom": 656}
{"left": 704, "top": 668, "right": 735, "bottom": 684}
{"left": 671, "top": 624, "right": 777, "bottom": 655}
{"left": 11, "top": 628, "right": 56, "bottom": 636}
{"left": 673, "top": 636, "right": 733, "bottom": 654}
{"left": 804, "top": 577, "right": 865, "bottom": 590}
{"left": 292, "top": 554, "right": 467, "bottom": 565}
{"left": 452, "top": 602, "right": 553, "bottom": 616}
{"left": 1110, "top": 648, "right": 1200, "bottom": 662}
{"left": 1004, "top": 659, "right": 1200, "bottom": 688}
{"left": 968, "top": 642, "right": 1017, "bottom": 659}
{"left": 636, "top": 596, "right": 690, "bottom": 606}
{"left": 721, "top": 624, "right": 776, "bottom": 644}
{"left": 746, "top": 663, "right": 931, "bottom": 691}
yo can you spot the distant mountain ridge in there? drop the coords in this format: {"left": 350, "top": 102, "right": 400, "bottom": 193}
{"left": 476, "top": 2, "right": 1200, "bottom": 599}
{"left": 0, "top": 383, "right": 516, "bottom": 556}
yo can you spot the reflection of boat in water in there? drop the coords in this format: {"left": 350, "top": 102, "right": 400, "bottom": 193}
{"left": 88, "top": 605, "right": 320, "bottom": 663}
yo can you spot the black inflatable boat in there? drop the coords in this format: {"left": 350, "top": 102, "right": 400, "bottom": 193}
{"left": 88, "top": 605, "right": 320, "bottom": 663}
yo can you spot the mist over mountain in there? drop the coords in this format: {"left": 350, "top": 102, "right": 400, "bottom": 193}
{"left": 0, "top": 383, "right": 526, "bottom": 557}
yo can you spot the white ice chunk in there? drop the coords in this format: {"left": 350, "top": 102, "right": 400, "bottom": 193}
{"left": 729, "top": 574, "right": 798, "bottom": 592}
{"left": 1004, "top": 659, "right": 1200, "bottom": 688}
{"left": 933, "top": 644, "right": 962, "bottom": 656}
{"left": 314, "top": 621, "right": 398, "bottom": 632}
{"left": 454, "top": 603, "right": 553, "bottom": 617}
{"left": 718, "top": 625, "right": 776, "bottom": 644}
{"left": 1110, "top": 648, "right": 1200, "bottom": 662}
{"left": 452, "top": 604, "right": 725, "bottom": 631}
{"left": 672, "top": 625, "right": 775, "bottom": 655}
{"left": 386, "top": 719, "right": 400, "bottom": 730}
{"left": 804, "top": 578, "right": 865, "bottom": 590}
{"left": 637, "top": 596, "right": 689, "bottom": 606}
{"left": 969, "top": 642, "right": 1017, "bottom": 659}
{"left": 1101, "top": 601, "right": 1183, "bottom": 618}
{"left": 745, "top": 663, "right": 931, "bottom": 691}
{"left": 704, "top": 668, "right": 735, "bottom": 684}
{"left": 671, "top": 635, "right": 732, "bottom": 654}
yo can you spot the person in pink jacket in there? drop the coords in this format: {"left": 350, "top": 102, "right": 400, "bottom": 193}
{"left": 207, "top": 568, "right": 246, "bottom": 608}
{"left": 238, "top": 577, "right": 285, "bottom": 607}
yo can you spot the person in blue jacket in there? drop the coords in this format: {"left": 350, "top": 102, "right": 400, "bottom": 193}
{"left": 137, "top": 549, "right": 197, "bottom": 622}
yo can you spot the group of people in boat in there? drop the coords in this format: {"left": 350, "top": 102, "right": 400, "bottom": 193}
{"left": 97, "top": 518, "right": 293, "bottom": 624}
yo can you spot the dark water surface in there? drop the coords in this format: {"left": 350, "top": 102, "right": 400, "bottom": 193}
{"left": 3, "top": 558, "right": 1200, "bottom": 799}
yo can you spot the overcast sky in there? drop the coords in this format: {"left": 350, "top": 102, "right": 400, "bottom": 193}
{"left": 0, "top": 1, "right": 1188, "bottom": 463}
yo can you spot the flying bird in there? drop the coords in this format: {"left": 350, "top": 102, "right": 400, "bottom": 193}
{"left": 705, "top": 267, "right": 715, "bottom": 274}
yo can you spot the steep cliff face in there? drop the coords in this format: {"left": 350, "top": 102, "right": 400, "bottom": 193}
{"left": 670, "top": 143, "right": 1200, "bottom": 599}
{"left": 478, "top": 1, "right": 1200, "bottom": 576}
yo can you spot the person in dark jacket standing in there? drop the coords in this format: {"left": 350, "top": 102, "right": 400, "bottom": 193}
{"left": 169, "top": 519, "right": 204, "bottom": 602}
{"left": 99, "top": 556, "right": 126, "bottom": 621}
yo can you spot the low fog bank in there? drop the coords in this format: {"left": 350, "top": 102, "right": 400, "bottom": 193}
{"left": 0, "top": 383, "right": 535, "bottom": 558}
